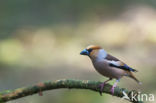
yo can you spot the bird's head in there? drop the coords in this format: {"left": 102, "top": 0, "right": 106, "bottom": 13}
{"left": 80, "top": 45, "right": 102, "bottom": 57}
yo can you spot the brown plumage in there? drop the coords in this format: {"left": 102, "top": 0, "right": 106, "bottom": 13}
{"left": 126, "top": 71, "right": 141, "bottom": 84}
{"left": 80, "top": 45, "right": 141, "bottom": 95}
{"left": 105, "top": 54, "right": 119, "bottom": 61}
{"left": 86, "top": 45, "right": 102, "bottom": 50}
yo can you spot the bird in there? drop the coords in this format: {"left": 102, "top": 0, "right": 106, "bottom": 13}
{"left": 80, "top": 45, "right": 141, "bottom": 95}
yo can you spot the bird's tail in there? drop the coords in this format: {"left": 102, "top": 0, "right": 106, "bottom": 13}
{"left": 127, "top": 72, "right": 142, "bottom": 85}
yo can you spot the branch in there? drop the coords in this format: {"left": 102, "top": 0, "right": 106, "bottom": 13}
{"left": 0, "top": 79, "right": 143, "bottom": 103}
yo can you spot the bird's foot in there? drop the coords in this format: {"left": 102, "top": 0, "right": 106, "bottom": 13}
{"left": 110, "top": 85, "right": 116, "bottom": 95}
{"left": 99, "top": 83, "right": 106, "bottom": 96}
{"left": 37, "top": 83, "right": 45, "bottom": 96}
{"left": 39, "top": 90, "right": 43, "bottom": 96}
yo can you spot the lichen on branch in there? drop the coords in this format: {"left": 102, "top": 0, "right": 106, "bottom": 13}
{"left": 0, "top": 79, "right": 143, "bottom": 103}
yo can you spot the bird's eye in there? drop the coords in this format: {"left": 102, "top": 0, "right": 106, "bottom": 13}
{"left": 88, "top": 49, "right": 93, "bottom": 52}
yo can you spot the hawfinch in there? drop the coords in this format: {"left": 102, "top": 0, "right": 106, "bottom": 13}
{"left": 80, "top": 45, "right": 141, "bottom": 95}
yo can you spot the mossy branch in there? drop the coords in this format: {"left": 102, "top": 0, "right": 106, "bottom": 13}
{"left": 0, "top": 79, "right": 143, "bottom": 103}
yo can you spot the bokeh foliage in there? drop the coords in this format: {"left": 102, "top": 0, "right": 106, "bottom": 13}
{"left": 0, "top": 0, "right": 156, "bottom": 103}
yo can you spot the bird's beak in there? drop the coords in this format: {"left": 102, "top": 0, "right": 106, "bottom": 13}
{"left": 80, "top": 49, "right": 89, "bottom": 55}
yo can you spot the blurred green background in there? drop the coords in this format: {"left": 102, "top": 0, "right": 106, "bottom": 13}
{"left": 0, "top": 0, "right": 156, "bottom": 103}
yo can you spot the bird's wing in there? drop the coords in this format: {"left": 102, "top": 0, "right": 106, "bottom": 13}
{"left": 105, "top": 54, "right": 119, "bottom": 61}
{"left": 105, "top": 54, "right": 137, "bottom": 72}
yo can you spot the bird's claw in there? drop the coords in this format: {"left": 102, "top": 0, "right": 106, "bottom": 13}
{"left": 111, "top": 86, "right": 116, "bottom": 95}
{"left": 99, "top": 83, "right": 105, "bottom": 96}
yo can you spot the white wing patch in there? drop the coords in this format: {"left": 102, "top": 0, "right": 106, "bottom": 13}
{"left": 106, "top": 60, "right": 121, "bottom": 66}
